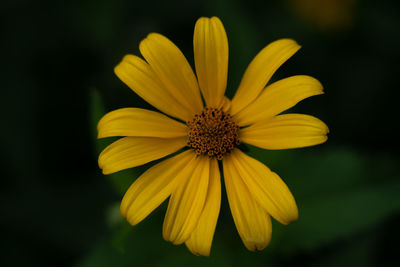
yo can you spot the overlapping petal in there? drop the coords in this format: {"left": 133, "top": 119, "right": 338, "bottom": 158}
{"left": 97, "top": 108, "right": 188, "bottom": 138}
{"left": 223, "top": 154, "right": 272, "bottom": 251}
{"left": 163, "top": 155, "right": 210, "bottom": 245}
{"left": 194, "top": 16, "right": 228, "bottom": 108}
{"left": 227, "top": 149, "right": 298, "bottom": 225}
{"left": 234, "top": 75, "right": 324, "bottom": 126}
{"left": 231, "top": 39, "right": 301, "bottom": 115}
{"left": 114, "top": 54, "right": 192, "bottom": 121}
{"left": 98, "top": 136, "right": 186, "bottom": 175}
{"left": 140, "top": 33, "right": 203, "bottom": 114}
{"left": 185, "top": 158, "right": 221, "bottom": 256}
{"left": 121, "top": 150, "right": 196, "bottom": 226}
{"left": 241, "top": 114, "right": 329, "bottom": 150}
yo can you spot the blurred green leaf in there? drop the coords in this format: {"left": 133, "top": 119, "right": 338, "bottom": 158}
{"left": 76, "top": 208, "right": 274, "bottom": 267}
{"left": 249, "top": 148, "right": 400, "bottom": 255}
{"left": 305, "top": 229, "right": 380, "bottom": 267}
{"left": 89, "top": 88, "right": 139, "bottom": 195}
{"left": 275, "top": 178, "right": 400, "bottom": 254}
{"left": 89, "top": 88, "right": 108, "bottom": 154}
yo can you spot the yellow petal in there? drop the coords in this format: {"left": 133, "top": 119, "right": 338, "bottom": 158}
{"left": 229, "top": 149, "right": 298, "bottom": 225}
{"left": 185, "top": 158, "right": 221, "bottom": 256}
{"left": 231, "top": 39, "right": 301, "bottom": 115}
{"left": 241, "top": 114, "right": 329, "bottom": 150}
{"left": 223, "top": 152, "right": 272, "bottom": 251}
{"left": 234, "top": 75, "right": 324, "bottom": 126}
{"left": 98, "top": 136, "right": 186, "bottom": 175}
{"left": 139, "top": 33, "right": 203, "bottom": 114}
{"left": 97, "top": 108, "right": 188, "bottom": 139}
{"left": 163, "top": 156, "right": 210, "bottom": 245}
{"left": 121, "top": 150, "right": 196, "bottom": 226}
{"left": 114, "top": 54, "right": 192, "bottom": 121}
{"left": 194, "top": 17, "right": 228, "bottom": 108}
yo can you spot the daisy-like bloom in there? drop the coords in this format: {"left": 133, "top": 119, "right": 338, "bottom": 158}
{"left": 98, "top": 17, "right": 328, "bottom": 256}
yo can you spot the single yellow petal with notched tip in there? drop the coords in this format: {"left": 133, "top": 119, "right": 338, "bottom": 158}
{"left": 98, "top": 136, "right": 186, "bottom": 175}
{"left": 231, "top": 39, "right": 301, "bottom": 115}
{"left": 139, "top": 33, "right": 203, "bottom": 114}
{"left": 228, "top": 149, "right": 298, "bottom": 225}
{"left": 185, "top": 158, "right": 221, "bottom": 256}
{"left": 234, "top": 75, "right": 324, "bottom": 126}
{"left": 114, "top": 54, "right": 192, "bottom": 121}
{"left": 241, "top": 113, "right": 329, "bottom": 150}
{"left": 194, "top": 17, "right": 228, "bottom": 108}
{"left": 223, "top": 153, "right": 272, "bottom": 251}
{"left": 121, "top": 150, "right": 196, "bottom": 226}
{"left": 97, "top": 108, "right": 188, "bottom": 139}
{"left": 163, "top": 155, "right": 210, "bottom": 245}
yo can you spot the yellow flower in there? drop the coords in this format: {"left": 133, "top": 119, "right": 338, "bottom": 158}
{"left": 97, "top": 16, "right": 328, "bottom": 256}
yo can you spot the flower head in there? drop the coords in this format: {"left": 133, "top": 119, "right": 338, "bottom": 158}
{"left": 98, "top": 16, "right": 328, "bottom": 256}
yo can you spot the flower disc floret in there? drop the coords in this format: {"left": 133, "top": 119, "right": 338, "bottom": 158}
{"left": 187, "top": 108, "right": 240, "bottom": 160}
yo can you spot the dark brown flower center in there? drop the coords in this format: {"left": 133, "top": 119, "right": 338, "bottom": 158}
{"left": 187, "top": 108, "right": 240, "bottom": 160}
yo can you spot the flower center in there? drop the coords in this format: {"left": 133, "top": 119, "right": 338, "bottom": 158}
{"left": 187, "top": 107, "right": 240, "bottom": 160}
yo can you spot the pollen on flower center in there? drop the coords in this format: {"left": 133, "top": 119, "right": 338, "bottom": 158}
{"left": 186, "top": 107, "right": 240, "bottom": 160}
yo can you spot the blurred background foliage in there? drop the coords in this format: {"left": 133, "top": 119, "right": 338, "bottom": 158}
{"left": 2, "top": 0, "right": 400, "bottom": 266}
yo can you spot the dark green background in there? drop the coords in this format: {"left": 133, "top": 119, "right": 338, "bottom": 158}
{"left": 2, "top": 0, "right": 399, "bottom": 266}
